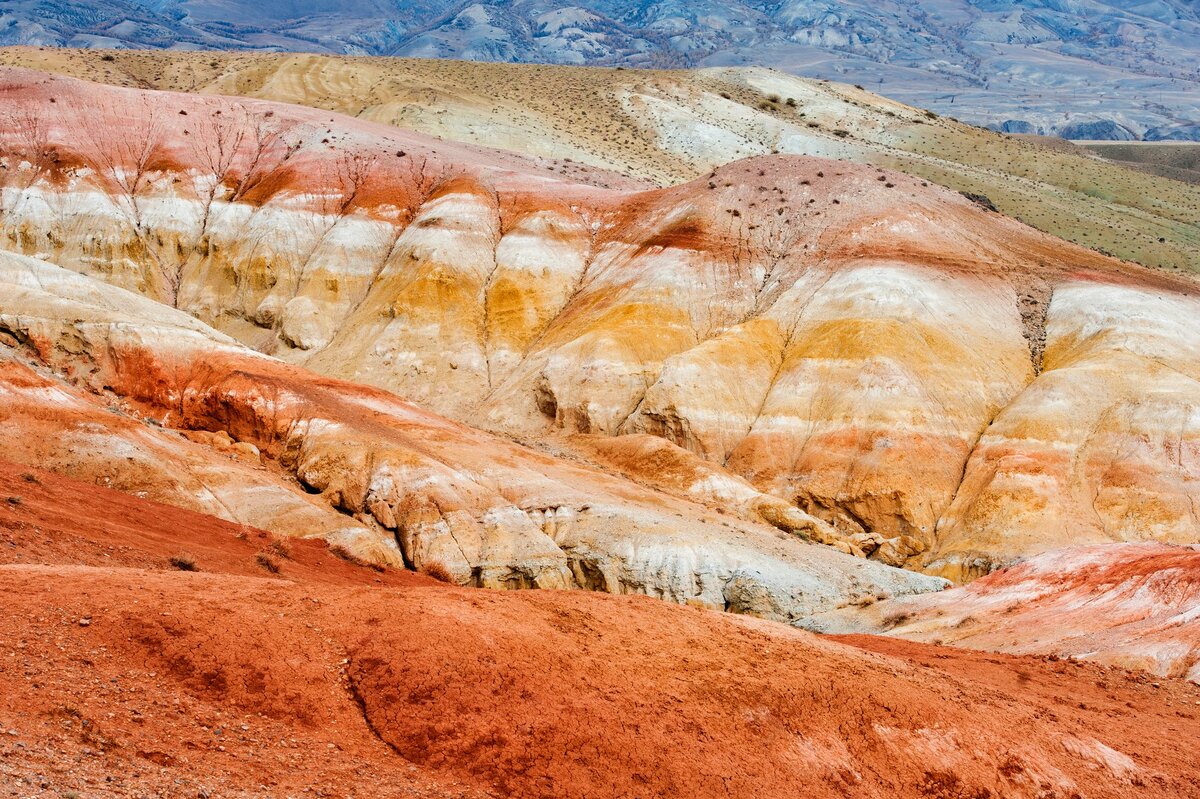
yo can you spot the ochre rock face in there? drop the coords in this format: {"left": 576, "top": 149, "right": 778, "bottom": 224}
{"left": 1, "top": 67, "right": 1198, "bottom": 582}
{"left": 0, "top": 247, "right": 946, "bottom": 618}
{"left": 931, "top": 285, "right": 1200, "bottom": 579}
{"left": 811, "top": 543, "right": 1200, "bottom": 683}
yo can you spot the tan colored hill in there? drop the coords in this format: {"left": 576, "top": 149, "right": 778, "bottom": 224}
{"left": 1, "top": 67, "right": 1198, "bottom": 585}
{"left": 1, "top": 47, "right": 1197, "bottom": 275}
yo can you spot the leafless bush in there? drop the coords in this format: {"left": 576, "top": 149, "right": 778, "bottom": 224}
{"left": 420, "top": 560, "right": 455, "bottom": 584}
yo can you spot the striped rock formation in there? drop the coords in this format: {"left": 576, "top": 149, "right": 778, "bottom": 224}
{"left": 0, "top": 247, "right": 944, "bottom": 619}
{"left": 0, "top": 67, "right": 1197, "bottom": 584}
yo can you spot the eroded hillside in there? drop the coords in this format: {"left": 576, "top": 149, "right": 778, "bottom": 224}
{"left": 3, "top": 245, "right": 952, "bottom": 620}
{"left": 1, "top": 67, "right": 1198, "bottom": 586}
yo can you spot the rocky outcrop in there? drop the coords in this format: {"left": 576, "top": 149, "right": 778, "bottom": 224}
{"left": 1144, "top": 124, "right": 1200, "bottom": 142}
{"left": 0, "top": 247, "right": 945, "bottom": 618}
{"left": 1057, "top": 120, "right": 1138, "bottom": 141}
{"left": 0, "top": 68, "right": 1197, "bottom": 583}
{"left": 568, "top": 433, "right": 924, "bottom": 563}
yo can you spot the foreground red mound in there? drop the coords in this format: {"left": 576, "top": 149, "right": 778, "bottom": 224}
{"left": 2, "top": 463, "right": 1199, "bottom": 798}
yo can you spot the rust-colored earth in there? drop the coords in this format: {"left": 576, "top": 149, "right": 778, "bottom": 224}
{"left": 2, "top": 461, "right": 1199, "bottom": 799}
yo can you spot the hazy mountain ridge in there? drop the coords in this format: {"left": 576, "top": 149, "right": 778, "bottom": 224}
{"left": 2, "top": 0, "right": 1197, "bottom": 139}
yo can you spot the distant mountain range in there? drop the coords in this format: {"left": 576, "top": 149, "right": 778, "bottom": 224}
{"left": 2, "top": 0, "right": 1198, "bottom": 140}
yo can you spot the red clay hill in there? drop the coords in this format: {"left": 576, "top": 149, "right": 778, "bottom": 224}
{"left": 2, "top": 461, "right": 1199, "bottom": 798}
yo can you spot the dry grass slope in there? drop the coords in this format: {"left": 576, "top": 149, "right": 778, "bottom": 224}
{"left": 1081, "top": 142, "right": 1200, "bottom": 187}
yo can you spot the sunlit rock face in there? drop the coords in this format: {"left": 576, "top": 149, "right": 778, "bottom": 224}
{"left": 929, "top": 283, "right": 1200, "bottom": 580}
{"left": 0, "top": 248, "right": 947, "bottom": 619}
{"left": 633, "top": 263, "right": 1032, "bottom": 552}
{"left": 1, "top": 67, "right": 1198, "bottom": 582}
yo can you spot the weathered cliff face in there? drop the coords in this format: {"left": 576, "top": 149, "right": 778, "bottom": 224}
{"left": 1, "top": 67, "right": 1198, "bottom": 582}
{"left": 809, "top": 543, "right": 1200, "bottom": 684}
{"left": 931, "top": 284, "right": 1200, "bottom": 579}
{"left": 0, "top": 253, "right": 401, "bottom": 564}
{"left": 0, "top": 247, "right": 946, "bottom": 618}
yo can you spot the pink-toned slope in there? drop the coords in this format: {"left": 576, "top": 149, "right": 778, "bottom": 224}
{"left": 811, "top": 543, "right": 1200, "bottom": 682}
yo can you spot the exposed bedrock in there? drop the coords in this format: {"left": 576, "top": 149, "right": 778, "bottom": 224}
{"left": 0, "top": 249, "right": 945, "bottom": 619}
{"left": 0, "top": 68, "right": 1198, "bottom": 581}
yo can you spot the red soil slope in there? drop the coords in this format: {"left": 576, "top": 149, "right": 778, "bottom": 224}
{"left": 0, "top": 460, "right": 424, "bottom": 586}
{"left": 2, "top": 462, "right": 1199, "bottom": 799}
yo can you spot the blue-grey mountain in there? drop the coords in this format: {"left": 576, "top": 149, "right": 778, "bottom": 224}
{"left": 1, "top": 0, "right": 1197, "bottom": 137}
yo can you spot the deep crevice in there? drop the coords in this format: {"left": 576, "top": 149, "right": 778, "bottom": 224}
{"left": 1017, "top": 278, "right": 1052, "bottom": 376}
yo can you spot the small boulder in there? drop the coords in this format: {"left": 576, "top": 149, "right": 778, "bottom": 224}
{"left": 870, "top": 535, "right": 926, "bottom": 567}
{"left": 280, "top": 296, "right": 333, "bottom": 351}
{"left": 849, "top": 532, "right": 884, "bottom": 556}
{"left": 230, "top": 441, "right": 260, "bottom": 463}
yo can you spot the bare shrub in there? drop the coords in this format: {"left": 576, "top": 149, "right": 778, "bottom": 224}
{"left": 420, "top": 560, "right": 455, "bottom": 584}
{"left": 329, "top": 545, "right": 366, "bottom": 566}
